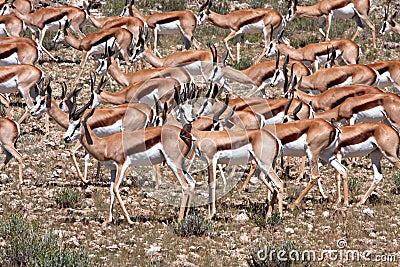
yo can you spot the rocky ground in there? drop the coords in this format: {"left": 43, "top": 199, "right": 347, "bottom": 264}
{"left": 1, "top": 0, "right": 400, "bottom": 266}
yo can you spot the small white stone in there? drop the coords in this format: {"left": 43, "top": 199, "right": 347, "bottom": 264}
{"left": 234, "top": 213, "right": 249, "bottom": 222}
{"left": 362, "top": 207, "right": 374, "bottom": 217}
{"left": 285, "top": 227, "right": 295, "bottom": 234}
{"left": 322, "top": 211, "right": 330, "bottom": 217}
{"left": 146, "top": 245, "right": 161, "bottom": 254}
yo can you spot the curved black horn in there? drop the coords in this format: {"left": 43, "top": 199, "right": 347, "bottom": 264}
{"left": 213, "top": 94, "right": 229, "bottom": 122}
{"left": 199, "top": 0, "right": 209, "bottom": 12}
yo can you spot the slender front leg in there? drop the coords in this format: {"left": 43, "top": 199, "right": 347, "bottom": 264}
{"left": 237, "top": 161, "right": 257, "bottom": 193}
{"left": 223, "top": 31, "right": 238, "bottom": 61}
{"left": 70, "top": 142, "right": 87, "bottom": 183}
{"left": 356, "top": 151, "right": 383, "bottom": 206}
{"left": 206, "top": 159, "right": 218, "bottom": 220}
{"left": 104, "top": 169, "right": 117, "bottom": 225}
{"left": 235, "top": 34, "right": 241, "bottom": 62}
{"left": 113, "top": 164, "right": 134, "bottom": 225}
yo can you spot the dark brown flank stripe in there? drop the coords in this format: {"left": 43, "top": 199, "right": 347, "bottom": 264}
{"left": 0, "top": 46, "right": 18, "bottom": 59}
{"left": 335, "top": 131, "right": 374, "bottom": 152}
{"left": 92, "top": 33, "right": 116, "bottom": 47}
{"left": 279, "top": 128, "right": 307, "bottom": 145}
{"left": 0, "top": 70, "right": 16, "bottom": 83}
{"left": 351, "top": 99, "right": 383, "bottom": 113}
{"left": 155, "top": 16, "right": 181, "bottom": 25}
{"left": 374, "top": 65, "right": 390, "bottom": 75}
{"left": 43, "top": 12, "right": 68, "bottom": 25}
{"left": 235, "top": 14, "right": 266, "bottom": 30}
{"left": 331, "top": 91, "right": 369, "bottom": 108}
{"left": 89, "top": 113, "right": 124, "bottom": 129}
{"left": 326, "top": 74, "right": 348, "bottom": 89}
{"left": 313, "top": 45, "right": 339, "bottom": 57}
{"left": 144, "top": 134, "right": 162, "bottom": 150}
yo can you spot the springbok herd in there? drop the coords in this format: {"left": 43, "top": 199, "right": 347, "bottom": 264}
{"left": 1, "top": 0, "right": 400, "bottom": 226}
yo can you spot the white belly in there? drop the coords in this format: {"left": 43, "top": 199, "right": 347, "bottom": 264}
{"left": 282, "top": 134, "right": 307, "bottom": 157}
{"left": 139, "top": 89, "right": 158, "bottom": 106}
{"left": 263, "top": 112, "right": 286, "bottom": 125}
{"left": 45, "top": 20, "right": 66, "bottom": 32}
{"left": 93, "top": 120, "right": 123, "bottom": 137}
{"left": 215, "top": 144, "right": 252, "bottom": 165}
{"left": 0, "top": 53, "right": 19, "bottom": 66}
{"left": 236, "top": 20, "right": 265, "bottom": 34}
{"left": 181, "top": 61, "right": 207, "bottom": 76}
{"left": 316, "top": 50, "right": 341, "bottom": 64}
{"left": 332, "top": 4, "right": 356, "bottom": 19}
{"left": 125, "top": 143, "right": 164, "bottom": 166}
{"left": 333, "top": 77, "right": 353, "bottom": 87}
{"left": 156, "top": 21, "right": 181, "bottom": 35}
{"left": 88, "top": 38, "right": 116, "bottom": 56}
{"left": 376, "top": 71, "right": 393, "bottom": 87}
{"left": 354, "top": 106, "right": 385, "bottom": 123}
{"left": 0, "top": 76, "right": 18, "bottom": 92}
{"left": 339, "top": 137, "right": 376, "bottom": 158}
{"left": 0, "top": 24, "right": 8, "bottom": 36}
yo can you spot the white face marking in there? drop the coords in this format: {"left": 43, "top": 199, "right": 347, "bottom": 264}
{"left": 379, "top": 22, "right": 390, "bottom": 35}
{"left": 64, "top": 120, "right": 81, "bottom": 142}
{"left": 265, "top": 42, "right": 277, "bottom": 57}
{"left": 270, "top": 70, "right": 284, "bottom": 87}
{"left": 30, "top": 96, "right": 47, "bottom": 116}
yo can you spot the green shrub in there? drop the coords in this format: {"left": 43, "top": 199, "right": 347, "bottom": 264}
{"left": 54, "top": 188, "right": 83, "bottom": 209}
{"left": 246, "top": 201, "right": 284, "bottom": 227}
{"left": 172, "top": 213, "right": 211, "bottom": 237}
{"left": 0, "top": 213, "right": 95, "bottom": 267}
{"left": 392, "top": 172, "right": 400, "bottom": 194}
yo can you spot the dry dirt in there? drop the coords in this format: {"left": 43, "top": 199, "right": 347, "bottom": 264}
{"left": 1, "top": 1, "right": 400, "bottom": 266}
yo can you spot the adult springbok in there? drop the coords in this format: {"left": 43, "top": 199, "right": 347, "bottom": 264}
{"left": 198, "top": 0, "right": 284, "bottom": 63}
{"left": 286, "top": 0, "right": 376, "bottom": 48}
{"left": 63, "top": 94, "right": 197, "bottom": 225}
{"left": 120, "top": 0, "right": 199, "bottom": 56}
